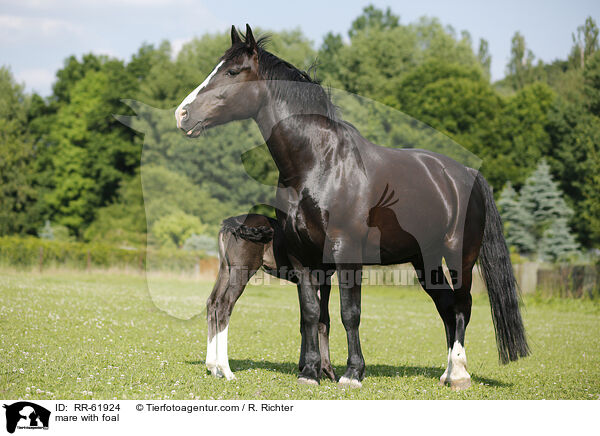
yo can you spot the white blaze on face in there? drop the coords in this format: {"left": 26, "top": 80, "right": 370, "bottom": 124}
{"left": 175, "top": 60, "right": 225, "bottom": 128}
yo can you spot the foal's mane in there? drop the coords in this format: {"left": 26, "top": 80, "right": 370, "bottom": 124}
{"left": 222, "top": 34, "right": 339, "bottom": 122}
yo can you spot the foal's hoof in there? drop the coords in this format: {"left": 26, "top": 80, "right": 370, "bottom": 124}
{"left": 298, "top": 377, "right": 319, "bottom": 386}
{"left": 445, "top": 378, "right": 471, "bottom": 391}
{"left": 221, "top": 370, "right": 236, "bottom": 381}
{"left": 321, "top": 365, "right": 337, "bottom": 382}
{"left": 338, "top": 376, "right": 362, "bottom": 388}
{"left": 206, "top": 364, "right": 219, "bottom": 377}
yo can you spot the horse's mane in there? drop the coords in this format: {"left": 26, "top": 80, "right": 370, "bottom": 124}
{"left": 222, "top": 34, "right": 340, "bottom": 122}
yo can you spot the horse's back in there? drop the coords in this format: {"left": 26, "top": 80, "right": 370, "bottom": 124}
{"left": 359, "top": 145, "right": 483, "bottom": 262}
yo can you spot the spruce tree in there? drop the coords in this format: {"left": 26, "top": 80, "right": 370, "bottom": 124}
{"left": 538, "top": 218, "right": 580, "bottom": 261}
{"left": 498, "top": 182, "right": 536, "bottom": 254}
{"left": 520, "top": 159, "right": 573, "bottom": 234}
{"left": 518, "top": 159, "right": 580, "bottom": 261}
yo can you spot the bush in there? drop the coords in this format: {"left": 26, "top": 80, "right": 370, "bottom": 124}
{"left": 183, "top": 234, "right": 218, "bottom": 256}
{"left": 0, "top": 236, "right": 209, "bottom": 272}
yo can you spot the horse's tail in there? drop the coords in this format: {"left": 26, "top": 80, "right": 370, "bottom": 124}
{"left": 476, "top": 172, "right": 530, "bottom": 364}
{"left": 220, "top": 215, "right": 275, "bottom": 244}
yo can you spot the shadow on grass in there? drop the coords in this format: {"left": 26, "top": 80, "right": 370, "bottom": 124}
{"left": 363, "top": 363, "right": 511, "bottom": 387}
{"left": 185, "top": 359, "right": 510, "bottom": 387}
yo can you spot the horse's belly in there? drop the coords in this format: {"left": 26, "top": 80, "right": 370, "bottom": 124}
{"left": 363, "top": 225, "right": 421, "bottom": 265}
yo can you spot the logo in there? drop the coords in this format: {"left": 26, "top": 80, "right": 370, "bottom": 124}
{"left": 3, "top": 402, "right": 50, "bottom": 434}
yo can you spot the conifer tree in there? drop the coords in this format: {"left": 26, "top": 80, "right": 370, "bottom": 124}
{"left": 518, "top": 159, "right": 579, "bottom": 261}
{"left": 538, "top": 218, "right": 580, "bottom": 261}
{"left": 519, "top": 159, "right": 573, "bottom": 236}
{"left": 498, "top": 182, "right": 536, "bottom": 254}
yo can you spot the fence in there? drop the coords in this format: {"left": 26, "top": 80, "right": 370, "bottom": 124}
{"left": 324, "top": 262, "right": 600, "bottom": 298}
{"left": 2, "top": 236, "right": 598, "bottom": 298}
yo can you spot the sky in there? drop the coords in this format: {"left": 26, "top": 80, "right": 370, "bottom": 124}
{"left": 1, "top": 0, "right": 599, "bottom": 96}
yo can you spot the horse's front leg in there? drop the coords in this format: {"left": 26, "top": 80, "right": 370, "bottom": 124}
{"left": 336, "top": 262, "right": 365, "bottom": 388}
{"left": 294, "top": 266, "right": 322, "bottom": 385}
{"left": 318, "top": 280, "right": 337, "bottom": 381}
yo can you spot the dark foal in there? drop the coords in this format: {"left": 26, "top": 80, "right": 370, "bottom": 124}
{"left": 205, "top": 214, "right": 336, "bottom": 382}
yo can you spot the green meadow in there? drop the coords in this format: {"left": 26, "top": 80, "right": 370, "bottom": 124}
{"left": 1, "top": 269, "right": 599, "bottom": 400}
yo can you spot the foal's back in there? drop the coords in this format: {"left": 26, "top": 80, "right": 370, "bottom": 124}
{"left": 219, "top": 214, "right": 294, "bottom": 280}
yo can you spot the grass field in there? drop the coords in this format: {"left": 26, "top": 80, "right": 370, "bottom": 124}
{"left": 1, "top": 269, "right": 599, "bottom": 400}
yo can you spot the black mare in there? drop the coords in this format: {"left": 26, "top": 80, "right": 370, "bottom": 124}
{"left": 176, "top": 25, "right": 529, "bottom": 389}
{"left": 206, "top": 214, "right": 336, "bottom": 382}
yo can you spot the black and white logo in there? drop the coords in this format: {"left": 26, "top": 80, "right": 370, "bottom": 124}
{"left": 3, "top": 402, "right": 50, "bottom": 434}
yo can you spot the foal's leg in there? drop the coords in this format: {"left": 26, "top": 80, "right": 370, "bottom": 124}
{"left": 318, "top": 281, "right": 337, "bottom": 381}
{"left": 298, "top": 284, "right": 307, "bottom": 373}
{"left": 212, "top": 263, "right": 260, "bottom": 380}
{"left": 206, "top": 256, "right": 229, "bottom": 377}
{"left": 298, "top": 281, "right": 336, "bottom": 381}
{"left": 207, "top": 232, "right": 262, "bottom": 380}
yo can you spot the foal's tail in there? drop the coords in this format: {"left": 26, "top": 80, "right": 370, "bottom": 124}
{"left": 221, "top": 215, "right": 275, "bottom": 243}
{"left": 475, "top": 173, "right": 530, "bottom": 364}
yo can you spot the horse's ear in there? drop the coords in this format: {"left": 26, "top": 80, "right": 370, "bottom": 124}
{"left": 231, "top": 25, "right": 241, "bottom": 45}
{"left": 245, "top": 24, "right": 256, "bottom": 49}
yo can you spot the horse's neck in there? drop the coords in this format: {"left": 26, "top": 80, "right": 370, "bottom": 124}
{"left": 254, "top": 99, "right": 324, "bottom": 184}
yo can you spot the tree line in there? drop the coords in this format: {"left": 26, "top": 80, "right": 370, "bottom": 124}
{"left": 1, "top": 6, "right": 599, "bottom": 256}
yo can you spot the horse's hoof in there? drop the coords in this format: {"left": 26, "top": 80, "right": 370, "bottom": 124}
{"left": 298, "top": 377, "right": 319, "bottom": 386}
{"left": 338, "top": 376, "right": 362, "bottom": 388}
{"left": 449, "top": 378, "right": 471, "bottom": 391}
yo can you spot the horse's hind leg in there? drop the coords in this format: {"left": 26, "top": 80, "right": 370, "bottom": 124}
{"left": 412, "top": 254, "right": 467, "bottom": 388}
{"left": 318, "top": 281, "right": 337, "bottom": 381}
{"left": 443, "top": 253, "right": 473, "bottom": 390}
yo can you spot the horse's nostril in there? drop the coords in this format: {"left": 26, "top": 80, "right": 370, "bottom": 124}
{"left": 181, "top": 109, "right": 188, "bottom": 118}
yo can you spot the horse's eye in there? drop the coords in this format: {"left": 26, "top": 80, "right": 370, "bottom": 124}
{"left": 226, "top": 69, "right": 240, "bottom": 77}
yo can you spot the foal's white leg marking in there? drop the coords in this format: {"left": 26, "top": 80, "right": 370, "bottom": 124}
{"left": 444, "top": 341, "right": 470, "bottom": 388}
{"left": 175, "top": 60, "right": 225, "bottom": 127}
{"left": 298, "top": 377, "right": 319, "bottom": 386}
{"left": 215, "top": 324, "right": 236, "bottom": 380}
{"left": 206, "top": 334, "right": 218, "bottom": 376}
